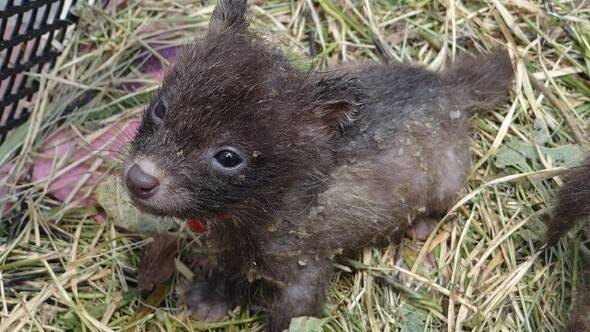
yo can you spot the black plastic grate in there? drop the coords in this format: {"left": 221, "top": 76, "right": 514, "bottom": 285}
{"left": 0, "top": 0, "right": 79, "bottom": 144}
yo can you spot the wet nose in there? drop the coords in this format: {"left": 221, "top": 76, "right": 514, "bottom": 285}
{"left": 126, "top": 164, "right": 160, "bottom": 199}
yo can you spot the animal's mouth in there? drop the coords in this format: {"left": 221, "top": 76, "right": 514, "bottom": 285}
{"left": 126, "top": 194, "right": 173, "bottom": 217}
{"left": 187, "top": 212, "right": 232, "bottom": 232}
{"left": 188, "top": 211, "right": 231, "bottom": 223}
{"left": 125, "top": 181, "right": 231, "bottom": 228}
{"left": 123, "top": 157, "right": 233, "bottom": 226}
{"left": 187, "top": 218, "right": 208, "bottom": 232}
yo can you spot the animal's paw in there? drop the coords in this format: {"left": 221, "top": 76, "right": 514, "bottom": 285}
{"left": 180, "top": 282, "right": 234, "bottom": 322}
{"left": 407, "top": 217, "right": 438, "bottom": 241}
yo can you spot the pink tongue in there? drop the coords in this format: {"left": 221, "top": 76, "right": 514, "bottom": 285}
{"left": 187, "top": 213, "right": 231, "bottom": 233}
{"left": 187, "top": 219, "right": 207, "bottom": 233}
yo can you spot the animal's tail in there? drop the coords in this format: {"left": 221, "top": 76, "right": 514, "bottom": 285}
{"left": 546, "top": 159, "right": 590, "bottom": 246}
{"left": 442, "top": 50, "right": 514, "bottom": 112}
{"left": 546, "top": 158, "right": 590, "bottom": 331}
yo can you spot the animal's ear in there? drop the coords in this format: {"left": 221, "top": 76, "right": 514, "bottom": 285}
{"left": 209, "top": 0, "right": 248, "bottom": 35}
{"left": 306, "top": 75, "right": 366, "bottom": 134}
{"left": 443, "top": 50, "right": 514, "bottom": 110}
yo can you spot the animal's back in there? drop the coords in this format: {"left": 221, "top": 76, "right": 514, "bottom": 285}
{"left": 333, "top": 63, "right": 463, "bottom": 162}
{"left": 303, "top": 54, "right": 513, "bottom": 252}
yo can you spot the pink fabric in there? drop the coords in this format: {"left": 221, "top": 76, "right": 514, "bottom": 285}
{"left": 30, "top": 121, "right": 139, "bottom": 206}
{"left": 2, "top": 40, "right": 177, "bottom": 215}
{"left": 122, "top": 44, "right": 179, "bottom": 91}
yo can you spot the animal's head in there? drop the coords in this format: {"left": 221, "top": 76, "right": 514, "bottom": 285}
{"left": 123, "top": 0, "right": 364, "bottom": 221}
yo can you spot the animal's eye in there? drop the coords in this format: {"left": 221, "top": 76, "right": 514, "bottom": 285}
{"left": 214, "top": 150, "right": 243, "bottom": 168}
{"left": 152, "top": 101, "right": 166, "bottom": 120}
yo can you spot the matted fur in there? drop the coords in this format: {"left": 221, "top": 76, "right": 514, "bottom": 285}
{"left": 123, "top": 0, "right": 514, "bottom": 330}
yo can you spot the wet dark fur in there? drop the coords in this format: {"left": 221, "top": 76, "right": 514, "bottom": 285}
{"left": 124, "top": 1, "right": 514, "bottom": 330}
{"left": 547, "top": 159, "right": 590, "bottom": 331}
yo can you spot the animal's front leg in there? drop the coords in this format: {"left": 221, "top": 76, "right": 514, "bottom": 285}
{"left": 180, "top": 268, "right": 246, "bottom": 322}
{"left": 407, "top": 214, "right": 444, "bottom": 241}
{"left": 266, "top": 257, "right": 331, "bottom": 332}
{"left": 181, "top": 280, "right": 234, "bottom": 322}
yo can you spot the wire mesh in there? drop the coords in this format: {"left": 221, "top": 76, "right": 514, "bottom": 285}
{"left": 0, "top": 0, "right": 79, "bottom": 144}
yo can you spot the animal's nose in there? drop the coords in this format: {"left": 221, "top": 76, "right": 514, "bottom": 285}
{"left": 126, "top": 164, "right": 160, "bottom": 199}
